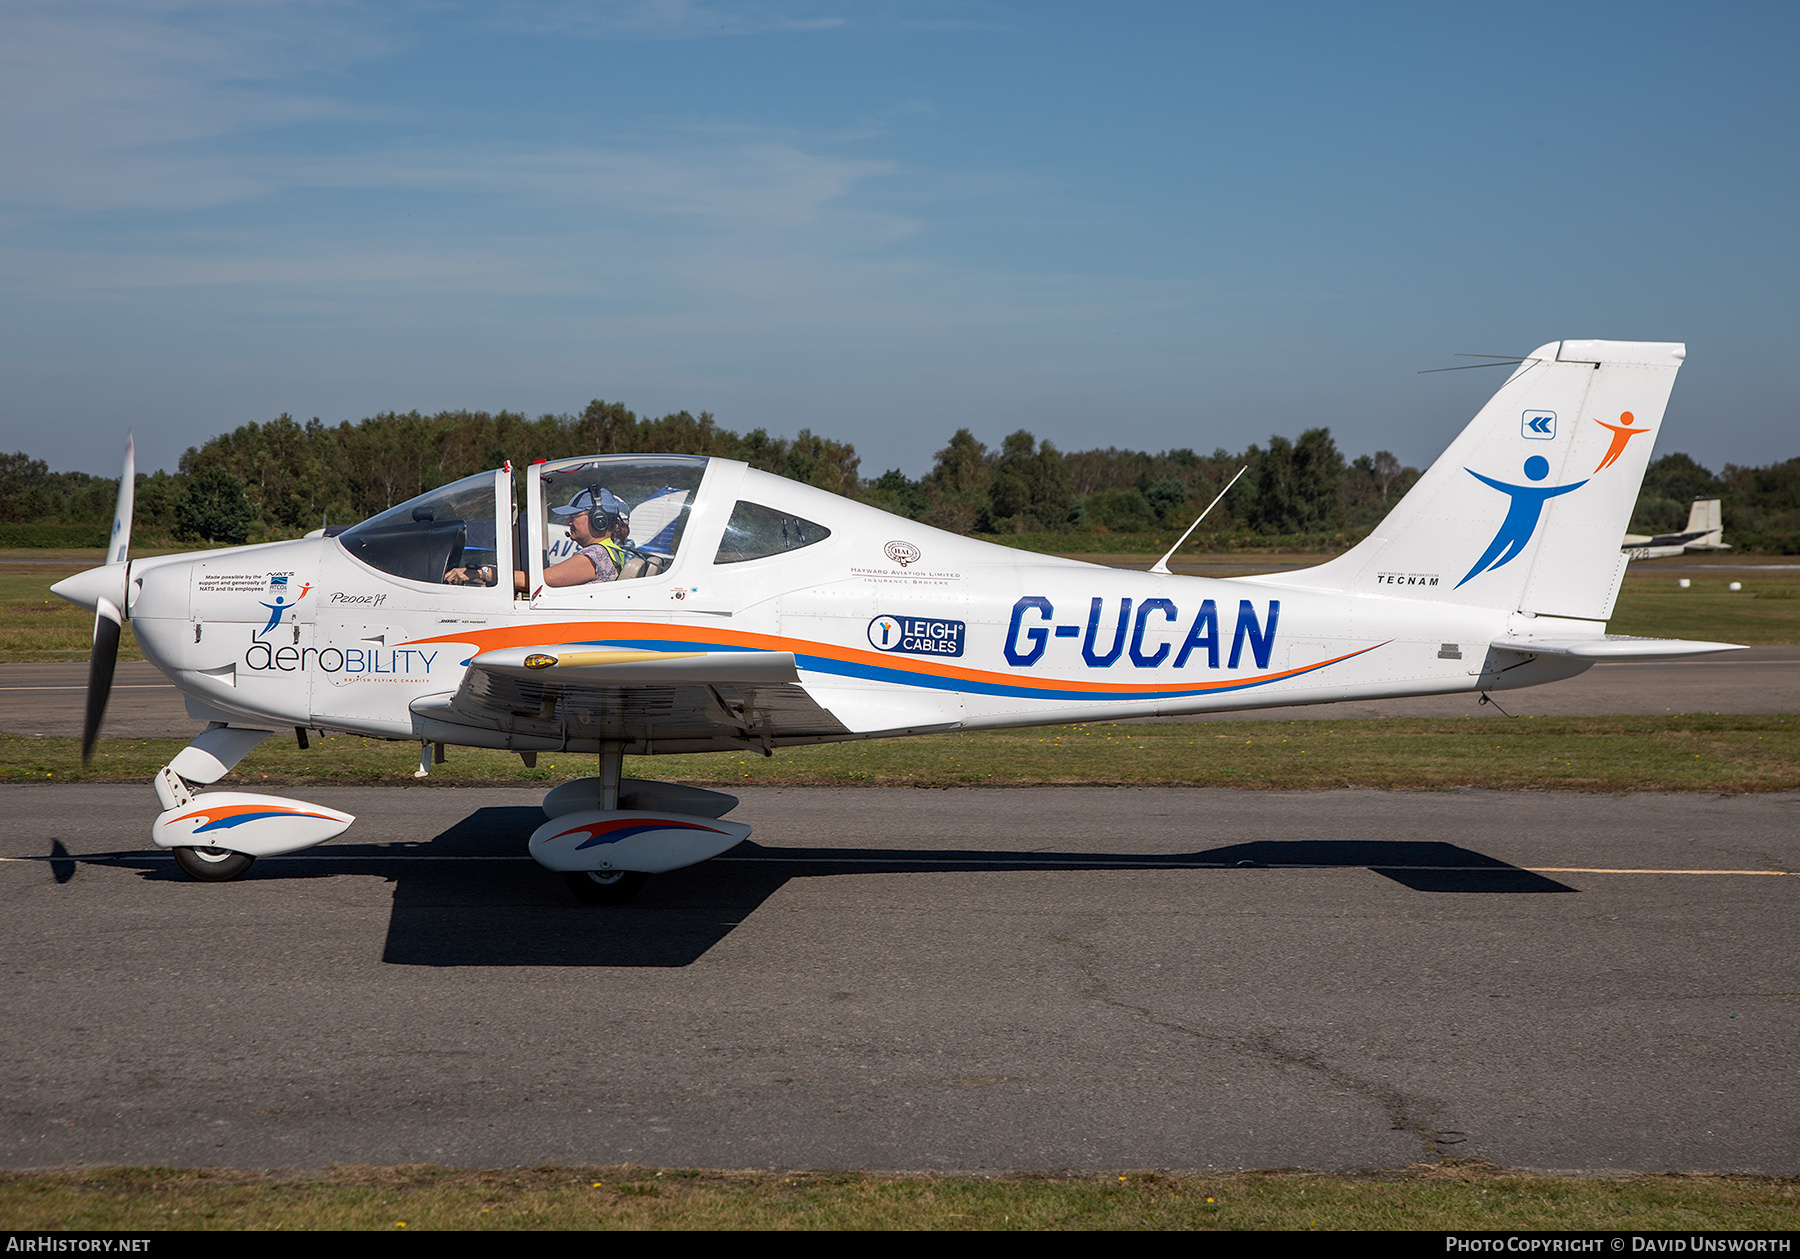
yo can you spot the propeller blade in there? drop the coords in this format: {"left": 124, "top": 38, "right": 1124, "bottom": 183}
{"left": 108, "top": 431, "right": 134, "bottom": 566}
{"left": 82, "top": 604, "right": 121, "bottom": 765}
{"left": 79, "top": 434, "right": 135, "bottom": 765}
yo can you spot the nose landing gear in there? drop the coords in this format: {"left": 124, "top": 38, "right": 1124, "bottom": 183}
{"left": 172, "top": 845, "right": 256, "bottom": 882}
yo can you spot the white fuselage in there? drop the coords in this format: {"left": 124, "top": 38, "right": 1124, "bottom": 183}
{"left": 122, "top": 467, "right": 1588, "bottom": 754}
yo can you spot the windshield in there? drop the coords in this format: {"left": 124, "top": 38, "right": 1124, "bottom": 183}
{"left": 538, "top": 456, "right": 707, "bottom": 586}
{"left": 338, "top": 471, "right": 500, "bottom": 586}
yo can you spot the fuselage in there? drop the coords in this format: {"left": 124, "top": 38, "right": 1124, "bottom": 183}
{"left": 118, "top": 455, "right": 1590, "bottom": 752}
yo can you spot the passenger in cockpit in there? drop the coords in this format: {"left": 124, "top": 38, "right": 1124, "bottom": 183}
{"left": 531, "top": 486, "right": 632, "bottom": 589}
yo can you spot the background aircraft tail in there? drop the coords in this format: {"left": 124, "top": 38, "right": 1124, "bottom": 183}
{"left": 1272, "top": 340, "right": 1685, "bottom": 622}
{"left": 1683, "top": 497, "right": 1729, "bottom": 550}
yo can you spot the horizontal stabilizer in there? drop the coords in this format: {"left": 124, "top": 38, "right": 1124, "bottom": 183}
{"left": 1489, "top": 635, "right": 1745, "bottom": 659}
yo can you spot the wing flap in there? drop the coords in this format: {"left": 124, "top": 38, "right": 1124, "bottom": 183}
{"left": 411, "top": 646, "right": 846, "bottom": 749}
{"left": 799, "top": 680, "right": 964, "bottom": 735}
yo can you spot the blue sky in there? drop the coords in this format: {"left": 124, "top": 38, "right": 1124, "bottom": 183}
{"left": 2, "top": 1, "right": 1796, "bottom": 479}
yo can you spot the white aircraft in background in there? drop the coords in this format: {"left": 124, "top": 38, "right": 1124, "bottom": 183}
{"left": 1622, "top": 497, "right": 1731, "bottom": 560}
{"left": 54, "top": 340, "right": 1742, "bottom": 903}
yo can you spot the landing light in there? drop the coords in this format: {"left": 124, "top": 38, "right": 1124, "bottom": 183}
{"left": 524, "top": 653, "right": 557, "bottom": 670}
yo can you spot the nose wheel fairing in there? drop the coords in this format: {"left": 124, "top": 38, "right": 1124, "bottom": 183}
{"left": 152, "top": 791, "right": 355, "bottom": 858}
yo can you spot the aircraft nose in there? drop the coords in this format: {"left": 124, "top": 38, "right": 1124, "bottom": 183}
{"left": 51, "top": 563, "right": 128, "bottom": 615}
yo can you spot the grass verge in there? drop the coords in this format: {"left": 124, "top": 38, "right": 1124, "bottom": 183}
{"left": 0, "top": 570, "right": 143, "bottom": 662}
{"left": 1608, "top": 574, "right": 1800, "bottom": 643}
{"left": 7, "top": 714, "right": 1797, "bottom": 792}
{"left": 0, "top": 1163, "right": 1794, "bottom": 1230}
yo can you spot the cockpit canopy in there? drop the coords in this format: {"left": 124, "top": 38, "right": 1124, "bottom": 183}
{"left": 334, "top": 455, "right": 839, "bottom": 594}
{"left": 338, "top": 470, "right": 500, "bottom": 586}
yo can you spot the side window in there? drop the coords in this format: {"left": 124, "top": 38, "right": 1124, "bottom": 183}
{"left": 714, "top": 501, "right": 831, "bottom": 564}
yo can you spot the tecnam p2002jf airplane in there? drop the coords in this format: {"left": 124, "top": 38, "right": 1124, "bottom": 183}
{"left": 55, "top": 340, "right": 1740, "bottom": 902}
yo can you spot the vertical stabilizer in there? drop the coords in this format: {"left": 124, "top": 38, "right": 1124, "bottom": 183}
{"left": 1270, "top": 340, "right": 1685, "bottom": 621}
{"left": 1685, "top": 497, "right": 1729, "bottom": 550}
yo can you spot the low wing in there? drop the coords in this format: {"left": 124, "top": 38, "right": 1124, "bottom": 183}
{"left": 410, "top": 643, "right": 959, "bottom": 753}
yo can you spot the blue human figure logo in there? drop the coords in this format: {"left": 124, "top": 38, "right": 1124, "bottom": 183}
{"left": 256, "top": 596, "right": 289, "bottom": 639}
{"left": 1455, "top": 456, "right": 1588, "bottom": 589}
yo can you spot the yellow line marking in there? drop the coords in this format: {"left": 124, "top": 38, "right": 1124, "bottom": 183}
{"left": 1527, "top": 866, "right": 1790, "bottom": 876}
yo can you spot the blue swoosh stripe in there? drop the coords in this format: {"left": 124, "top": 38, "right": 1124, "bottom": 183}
{"left": 538, "top": 637, "right": 1361, "bottom": 702}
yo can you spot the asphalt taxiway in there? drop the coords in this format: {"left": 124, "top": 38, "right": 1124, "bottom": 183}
{"left": 3, "top": 785, "right": 1795, "bottom": 1174}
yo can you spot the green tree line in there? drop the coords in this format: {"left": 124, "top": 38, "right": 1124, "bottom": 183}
{"left": 2, "top": 402, "right": 1795, "bottom": 553}
{"left": 864, "top": 426, "right": 1420, "bottom": 548}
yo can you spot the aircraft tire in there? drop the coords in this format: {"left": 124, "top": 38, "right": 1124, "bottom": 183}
{"left": 172, "top": 845, "right": 256, "bottom": 882}
{"left": 562, "top": 869, "right": 648, "bottom": 905}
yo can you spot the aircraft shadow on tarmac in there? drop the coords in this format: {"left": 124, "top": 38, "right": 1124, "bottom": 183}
{"left": 85, "top": 806, "right": 1575, "bottom": 969}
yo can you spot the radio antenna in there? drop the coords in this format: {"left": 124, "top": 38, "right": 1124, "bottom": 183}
{"left": 1150, "top": 465, "right": 1247, "bottom": 576}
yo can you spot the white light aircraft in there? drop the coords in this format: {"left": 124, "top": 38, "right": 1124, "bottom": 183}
{"left": 54, "top": 339, "right": 1743, "bottom": 902}
{"left": 1621, "top": 497, "right": 1730, "bottom": 560}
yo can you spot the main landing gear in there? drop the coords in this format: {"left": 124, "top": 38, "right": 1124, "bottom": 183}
{"left": 562, "top": 869, "right": 650, "bottom": 905}
{"left": 149, "top": 729, "right": 750, "bottom": 902}
{"left": 531, "top": 741, "right": 750, "bottom": 907}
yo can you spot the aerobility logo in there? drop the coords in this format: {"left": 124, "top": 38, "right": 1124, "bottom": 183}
{"left": 1460, "top": 403, "right": 1651, "bottom": 587}
{"left": 254, "top": 574, "right": 312, "bottom": 639}
{"left": 1592, "top": 410, "right": 1648, "bottom": 472}
{"left": 1457, "top": 456, "right": 1587, "bottom": 588}
{"left": 244, "top": 642, "right": 439, "bottom": 676}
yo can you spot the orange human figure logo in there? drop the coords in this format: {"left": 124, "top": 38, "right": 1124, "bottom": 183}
{"left": 1592, "top": 411, "right": 1647, "bottom": 473}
